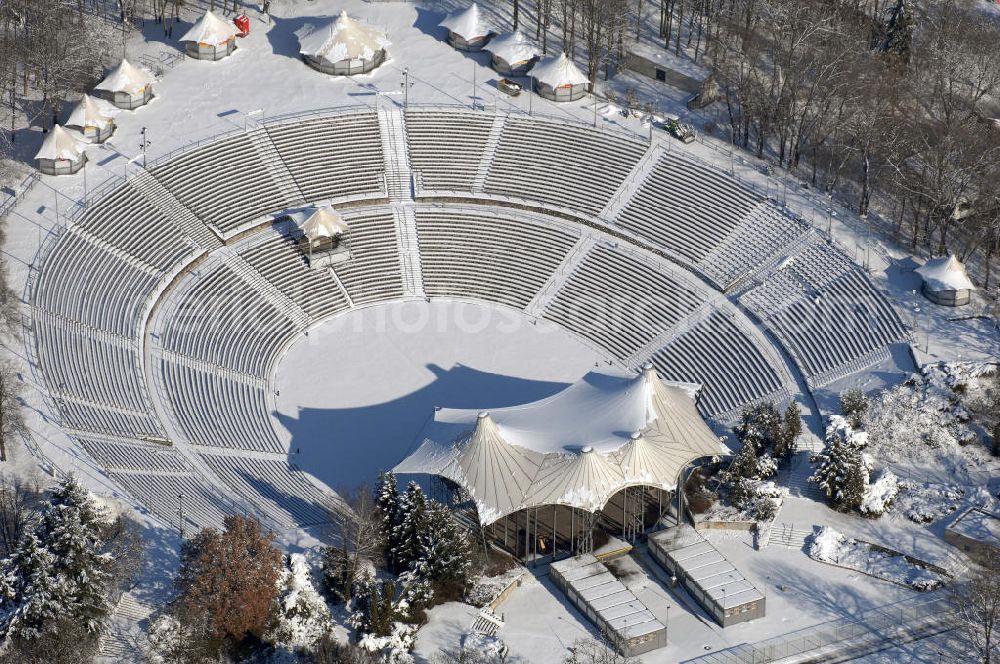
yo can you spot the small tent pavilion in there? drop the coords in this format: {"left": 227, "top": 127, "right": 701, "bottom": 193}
{"left": 439, "top": 3, "right": 495, "bottom": 51}
{"left": 65, "top": 94, "right": 118, "bottom": 143}
{"left": 395, "top": 364, "right": 725, "bottom": 561}
{"left": 180, "top": 10, "right": 239, "bottom": 60}
{"left": 94, "top": 59, "right": 154, "bottom": 110}
{"left": 35, "top": 125, "right": 88, "bottom": 175}
{"left": 295, "top": 206, "right": 352, "bottom": 268}
{"left": 488, "top": 31, "right": 539, "bottom": 75}
{"left": 532, "top": 53, "right": 589, "bottom": 101}
{"left": 297, "top": 11, "right": 389, "bottom": 76}
{"left": 916, "top": 255, "right": 975, "bottom": 306}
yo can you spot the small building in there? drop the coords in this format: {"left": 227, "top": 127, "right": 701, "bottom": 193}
{"left": 624, "top": 45, "right": 701, "bottom": 95}
{"left": 93, "top": 59, "right": 154, "bottom": 110}
{"left": 945, "top": 508, "right": 999, "bottom": 565}
{"left": 34, "top": 125, "right": 88, "bottom": 175}
{"left": 179, "top": 9, "right": 239, "bottom": 60}
{"left": 550, "top": 554, "right": 667, "bottom": 656}
{"left": 65, "top": 94, "right": 118, "bottom": 143}
{"left": 648, "top": 526, "right": 765, "bottom": 627}
{"left": 531, "top": 53, "right": 589, "bottom": 101}
{"left": 915, "top": 255, "right": 975, "bottom": 307}
{"left": 487, "top": 31, "right": 539, "bottom": 75}
{"left": 439, "top": 3, "right": 496, "bottom": 51}
{"left": 297, "top": 11, "right": 390, "bottom": 76}
{"left": 295, "top": 206, "right": 351, "bottom": 268}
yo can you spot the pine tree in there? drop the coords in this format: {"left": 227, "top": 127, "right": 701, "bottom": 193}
{"left": 391, "top": 482, "right": 427, "bottom": 573}
{"left": 809, "top": 428, "right": 869, "bottom": 511}
{"left": 880, "top": 0, "right": 912, "bottom": 64}
{"left": 774, "top": 402, "right": 802, "bottom": 457}
{"left": 411, "top": 502, "right": 472, "bottom": 588}
{"left": 0, "top": 532, "right": 62, "bottom": 642}
{"left": 375, "top": 472, "right": 401, "bottom": 570}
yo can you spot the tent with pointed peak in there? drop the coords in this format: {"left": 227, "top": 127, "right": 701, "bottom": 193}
{"left": 532, "top": 53, "right": 589, "bottom": 101}
{"left": 916, "top": 255, "right": 975, "bottom": 306}
{"left": 301, "top": 206, "right": 349, "bottom": 245}
{"left": 65, "top": 94, "right": 119, "bottom": 143}
{"left": 35, "top": 125, "right": 89, "bottom": 175}
{"left": 487, "top": 31, "right": 539, "bottom": 75}
{"left": 180, "top": 9, "right": 239, "bottom": 60}
{"left": 440, "top": 3, "right": 496, "bottom": 51}
{"left": 297, "top": 11, "right": 390, "bottom": 75}
{"left": 94, "top": 59, "right": 154, "bottom": 109}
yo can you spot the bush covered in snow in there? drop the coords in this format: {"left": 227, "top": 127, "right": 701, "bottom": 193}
{"left": 809, "top": 526, "right": 946, "bottom": 591}
{"left": 859, "top": 470, "right": 899, "bottom": 516}
{"left": 264, "top": 553, "right": 332, "bottom": 653}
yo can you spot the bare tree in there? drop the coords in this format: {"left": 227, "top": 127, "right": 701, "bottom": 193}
{"left": 0, "top": 361, "right": 26, "bottom": 463}
{"left": 952, "top": 550, "right": 1000, "bottom": 664}
{"left": 563, "top": 635, "right": 636, "bottom": 664}
{"left": 323, "top": 485, "right": 383, "bottom": 603}
{"left": 0, "top": 473, "right": 39, "bottom": 556}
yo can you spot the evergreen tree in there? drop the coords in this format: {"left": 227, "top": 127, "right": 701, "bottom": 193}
{"left": 391, "top": 482, "right": 427, "bottom": 573}
{"left": 375, "top": 472, "right": 401, "bottom": 570}
{"left": 411, "top": 502, "right": 472, "bottom": 588}
{"left": 881, "top": 0, "right": 913, "bottom": 64}
{"left": 0, "top": 532, "right": 62, "bottom": 642}
{"left": 809, "top": 427, "right": 870, "bottom": 511}
{"left": 839, "top": 389, "right": 869, "bottom": 429}
{"left": 775, "top": 402, "right": 802, "bottom": 458}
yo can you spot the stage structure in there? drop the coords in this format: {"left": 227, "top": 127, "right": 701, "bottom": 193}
{"left": 395, "top": 364, "right": 726, "bottom": 562}
{"left": 295, "top": 206, "right": 352, "bottom": 268}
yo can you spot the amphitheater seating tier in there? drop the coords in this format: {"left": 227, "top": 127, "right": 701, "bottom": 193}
{"left": 406, "top": 111, "right": 494, "bottom": 192}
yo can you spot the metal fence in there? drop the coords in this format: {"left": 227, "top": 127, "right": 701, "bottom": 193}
{"left": 689, "top": 597, "right": 958, "bottom": 663}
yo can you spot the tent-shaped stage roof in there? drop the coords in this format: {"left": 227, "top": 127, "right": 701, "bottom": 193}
{"left": 916, "top": 255, "right": 975, "bottom": 292}
{"left": 34, "top": 125, "right": 88, "bottom": 161}
{"left": 531, "top": 52, "right": 588, "bottom": 87}
{"left": 395, "top": 365, "right": 725, "bottom": 524}
{"left": 298, "top": 11, "right": 389, "bottom": 63}
{"left": 94, "top": 59, "right": 154, "bottom": 95}
{"left": 301, "top": 206, "right": 349, "bottom": 243}
{"left": 180, "top": 9, "right": 239, "bottom": 44}
{"left": 66, "top": 94, "right": 118, "bottom": 130}
{"left": 439, "top": 3, "right": 496, "bottom": 40}
{"left": 487, "top": 31, "right": 539, "bottom": 66}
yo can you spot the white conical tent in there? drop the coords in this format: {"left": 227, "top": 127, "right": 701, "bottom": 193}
{"left": 180, "top": 9, "right": 239, "bottom": 44}
{"left": 439, "top": 3, "right": 495, "bottom": 41}
{"left": 66, "top": 94, "right": 118, "bottom": 131}
{"left": 34, "top": 125, "right": 88, "bottom": 161}
{"left": 531, "top": 52, "right": 588, "bottom": 88}
{"left": 301, "top": 206, "right": 349, "bottom": 244}
{"left": 298, "top": 11, "right": 389, "bottom": 64}
{"left": 916, "top": 255, "right": 975, "bottom": 292}
{"left": 527, "top": 447, "right": 624, "bottom": 512}
{"left": 488, "top": 31, "right": 539, "bottom": 68}
{"left": 640, "top": 363, "right": 725, "bottom": 459}
{"left": 94, "top": 59, "right": 154, "bottom": 95}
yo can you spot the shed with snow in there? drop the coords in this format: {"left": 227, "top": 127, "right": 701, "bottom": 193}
{"left": 94, "top": 59, "right": 154, "bottom": 110}
{"left": 915, "top": 255, "right": 975, "bottom": 306}
{"left": 532, "top": 53, "right": 589, "bottom": 101}
{"left": 65, "top": 94, "right": 118, "bottom": 143}
{"left": 488, "top": 31, "right": 539, "bottom": 75}
{"left": 944, "top": 507, "right": 999, "bottom": 565}
{"left": 35, "top": 125, "right": 88, "bottom": 175}
{"left": 440, "top": 3, "right": 495, "bottom": 51}
{"left": 179, "top": 10, "right": 239, "bottom": 60}
{"left": 297, "top": 11, "right": 389, "bottom": 76}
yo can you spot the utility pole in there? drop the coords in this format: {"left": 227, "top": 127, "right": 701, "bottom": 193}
{"left": 177, "top": 492, "right": 185, "bottom": 541}
{"left": 140, "top": 127, "right": 150, "bottom": 168}
{"left": 402, "top": 68, "right": 410, "bottom": 108}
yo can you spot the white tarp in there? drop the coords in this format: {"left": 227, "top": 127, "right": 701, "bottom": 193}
{"left": 301, "top": 206, "right": 349, "bottom": 242}
{"left": 179, "top": 10, "right": 238, "bottom": 45}
{"left": 395, "top": 364, "right": 725, "bottom": 523}
{"left": 439, "top": 3, "right": 495, "bottom": 40}
{"left": 297, "top": 11, "right": 389, "bottom": 64}
{"left": 531, "top": 52, "right": 588, "bottom": 87}
{"left": 487, "top": 31, "right": 539, "bottom": 66}
{"left": 66, "top": 94, "right": 119, "bottom": 130}
{"left": 34, "top": 125, "right": 89, "bottom": 161}
{"left": 94, "top": 59, "right": 154, "bottom": 95}
{"left": 915, "top": 255, "right": 975, "bottom": 292}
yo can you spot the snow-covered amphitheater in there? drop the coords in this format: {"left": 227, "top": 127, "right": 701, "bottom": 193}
{"left": 23, "top": 104, "right": 911, "bottom": 539}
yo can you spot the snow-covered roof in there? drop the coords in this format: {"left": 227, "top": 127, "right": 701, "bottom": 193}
{"left": 395, "top": 364, "right": 724, "bottom": 523}
{"left": 439, "top": 3, "right": 496, "bottom": 40}
{"left": 66, "top": 94, "right": 118, "bottom": 130}
{"left": 180, "top": 9, "right": 238, "bottom": 45}
{"left": 487, "top": 31, "right": 539, "bottom": 65}
{"left": 297, "top": 11, "right": 390, "bottom": 63}
{"left": 94, "top": 59, "right": 154, "bottom": 95}
{"left": 34, "top": 125, "right": 89, "bottom": 161}
{"left": 915, "top": 255, "right": 975, "bottom": 292}
{"left": 948, "top": 508, "right": 1000, "bottom": 546}
{"left": 531, "top": 52, "right": 589, "bottom": 87}
{"left": 301, "top": 206, "right": 349, "bottom": 242}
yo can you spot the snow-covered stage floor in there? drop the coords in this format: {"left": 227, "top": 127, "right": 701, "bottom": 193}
{"left": 272, "top": 300, "right": 607, "bottom": 492}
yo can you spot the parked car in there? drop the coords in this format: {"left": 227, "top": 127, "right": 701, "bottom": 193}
{"left": 499, "top": 78, "right": 522, "bottom": 96}
{"left": 663, "top": 118, "right": 696, "bottom": 143}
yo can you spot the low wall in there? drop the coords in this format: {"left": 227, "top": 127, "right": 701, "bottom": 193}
{"left": 695, "top": 520, "right": 757, "bottom": 532}
{"left": 487, "top": 570, "right": 530, "bottom": 612}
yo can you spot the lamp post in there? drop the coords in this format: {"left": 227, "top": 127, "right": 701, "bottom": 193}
{"left": 402, "top": 68, "right": 410, "bottom": 108}
{"left": 139, "top": 127, "right": 150, "bottom": 168}
{"left": 177, "top": 492, "right": 185, "bottom": 541}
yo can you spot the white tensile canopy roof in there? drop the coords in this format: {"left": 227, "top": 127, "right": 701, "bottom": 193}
{"left": 180, "top": 9, "right": 238, "bottom": 45}
{"left": 916, "top": 255, "right": 975, "bottom": 292}
{"left": 531, "top": 52, "right": 588, "bottom": 87}
{"left": 487, "top": 31, "right": 539, "bottom": 65}
{"left": 301, "top": 206, "right": 349, "bottom": 242}
{"left": 395, "top": 364, "right": 725, "bottom": 524}
{"left": 66, "top": 94, "right": 119, "bottom": 130}
{"left": 439, "top": 3, "right": 495, "bottom": 40}
{"left": 34, "top": 125, "right": 89, "bottom": 161}
{"left": 94, "top": 59, "right": 154, "bottom": 95}
{"left": 297, "top": 11, "right": 390, "bottom": 63}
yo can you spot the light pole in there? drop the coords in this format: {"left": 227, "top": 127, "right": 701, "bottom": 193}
{"left": 472, "top": 62, "right": 476, "bottom": 110}
{"left": 178, "top": 492, "right": 185, "bottom": 541}
{"left": 139, "top": 127, "right": 150, "bottom": 169}
{"left": 528, "top": 75, "right": 534, "bottom": 115}
{"left": 402, "top": 68, "right": 410, "bottom": 108}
